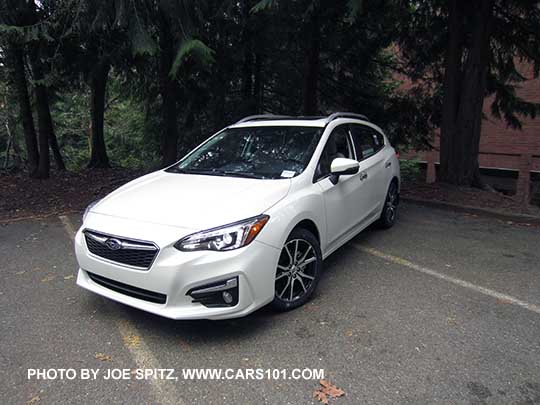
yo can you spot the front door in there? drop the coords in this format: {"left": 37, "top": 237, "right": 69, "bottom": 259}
{"left": 315, "top": 125, "right": 372, "bottom": 251}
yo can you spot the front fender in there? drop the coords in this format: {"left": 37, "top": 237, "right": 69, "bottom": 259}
{"left": 258, "top": 190, "right": 326, "bottom": 254}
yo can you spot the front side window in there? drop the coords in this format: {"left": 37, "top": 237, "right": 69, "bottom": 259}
{"left": 315, "top": 125, "right": 354, "bottom": 180}
{"left": 167, "top": 126, "right": 323, "bottom": 179}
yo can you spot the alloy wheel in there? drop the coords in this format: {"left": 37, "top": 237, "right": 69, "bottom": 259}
{"left": 385, "top": 183, "right": 398, "bottom": 223}
{"left": 275, "top": 239, "right": 317, "bottom": 302}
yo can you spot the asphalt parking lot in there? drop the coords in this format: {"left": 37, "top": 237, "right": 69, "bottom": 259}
{"left": 1, "top": 203, "right": 539, "bottom": 404}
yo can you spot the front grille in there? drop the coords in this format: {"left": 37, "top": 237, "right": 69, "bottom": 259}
{"left": 87, "top": 272, "right": 166, "bottom": 304}
{"left": 84, "top": 230, "right": 158, "bottom": 269}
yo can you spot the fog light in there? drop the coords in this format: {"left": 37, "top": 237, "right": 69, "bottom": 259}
{"left": 222, "top": 291, "right": 233, "bottom": 304}
{"left": 186, "top": 277, "right": 239, "bottom": 307}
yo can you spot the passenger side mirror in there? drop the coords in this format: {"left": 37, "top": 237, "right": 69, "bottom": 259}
{"left": 329, "top": 158, "right": 359, "bottom": 185}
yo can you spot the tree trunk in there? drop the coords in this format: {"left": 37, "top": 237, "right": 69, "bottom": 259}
{"left": 28, "top": 46, "right": 50, "bottom": 179}
{"left": 439, "top": 0, "right": 494, "bottom": 187}
{"left": 4, "top": 122, "right": 12, "bottom": 169}
{"left": 27, "top": 0, "right": 64, "bottom": 176}
{"left": 49, "top": 128, "right": 65, "bottom": 170}
{"left": 253, "top": 52, "right": 263, "bottom": 114}
{"left": 88, "top": 61, "right": 111, "bottom": 168}
{"left": 241, "top": 0, "right": 254, "bottom": 114}
{"left": 29, "top": 45, "right": 65, "bottom": 177}
{"left": 158, "top": 12, "right": 179, "bottom": 167}
{"left": 6, "top": 45, "right": 39, "bottom": 175}
{"left": 33, "top": 84, "right": 51, "bottom": 178}
{"left": 302, "top": 10, "right": 320, "bottom": 116}
{"left": 439, "top": 0, "right": 464, "bottom": 184}
{"left": 213, "top": 65, "right": 227, "bottom": 130}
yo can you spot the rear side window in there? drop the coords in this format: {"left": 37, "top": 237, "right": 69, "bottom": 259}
{"left": 350, "top": 125, "right": 384, "bottom": 161}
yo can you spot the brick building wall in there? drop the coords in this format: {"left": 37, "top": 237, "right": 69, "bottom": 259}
{"left": 403, "top": 64, "right": 540, "bottom": 203}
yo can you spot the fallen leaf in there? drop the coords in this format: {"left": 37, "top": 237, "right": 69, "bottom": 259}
{"left": 95, "top": 352, "right": 112, "bottom": 362}
{"left": 321, "top": 380, "right": 345, "bottom": 398}
{"left": 345, "top": 330, "right": 354, "bottom": 337}
{"left": 122, "top": 334, "right": 141, "bottom": 348}
{"left": 41, "top": 275, "right": 55, "bottom": 283}
{"left": 314, "top": 390, "right": 329, "bottom": 405}
{"left": 179, "top": 339, "right": 191, "bottom": 352}
{"left": 27, "top": 394, "right": 40, "bottom": 404}
{"left": 314, "top": 380, "right": 345, "bottom": 404}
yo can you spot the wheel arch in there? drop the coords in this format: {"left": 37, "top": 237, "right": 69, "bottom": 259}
{"left": 291, "top": 219, "right": 321, "bottom": 244}
{"left": 390, "top": 175, "right": 400, "bottom": 203}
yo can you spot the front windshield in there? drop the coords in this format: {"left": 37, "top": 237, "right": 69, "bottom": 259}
{"left": 167, "top": 126, "right": 323, "bottom": 179}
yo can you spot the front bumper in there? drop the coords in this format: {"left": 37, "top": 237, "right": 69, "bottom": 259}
{"left": 75, "top": 216, "right": 281, "bottom": 320}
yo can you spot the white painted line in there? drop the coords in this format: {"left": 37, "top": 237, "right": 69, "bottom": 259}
{"left": 352, "top": 244, "right": 540, "bottom": 315}
{"left": 59, "top": 215, "right": 184, "bottom": 405}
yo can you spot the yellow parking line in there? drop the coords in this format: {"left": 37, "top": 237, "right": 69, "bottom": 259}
{"left": 117, "top": 319, "right": 183, "bottom": 404}
{"left": 59, "top": 215, "right": 77, "bottom": 239}
{"left": 352, "top": 244, "right": 540, "bottom": 315}
{"left": 59, "top": 215, "right": 184, "bottom": 405}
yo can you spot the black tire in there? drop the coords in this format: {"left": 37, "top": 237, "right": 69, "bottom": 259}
{"left": 271, "top": 228, "right": 322, "bottom": 311}
{"left": 378, "top": 180, "right": 399, "bottom": 229}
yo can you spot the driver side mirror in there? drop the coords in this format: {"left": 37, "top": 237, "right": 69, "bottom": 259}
{"left": 329, "top": 158, "right": 359, "bottom": 185}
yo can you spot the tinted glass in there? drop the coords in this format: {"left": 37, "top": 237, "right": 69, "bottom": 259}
{"left": 350, "top": 125, "right": 383, "bottom": 160}
{"left": 315, "top": 125, "right": 353, "bottom": 179}
{"left": 168, "top": 126, "right": 323, "bottom": 179}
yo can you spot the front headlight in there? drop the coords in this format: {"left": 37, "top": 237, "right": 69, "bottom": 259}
{"left": 83, "top": 200, "right": 100, "bottom": 222}
{"left": 175, "top": 215, "right": 270, "bottom": 252}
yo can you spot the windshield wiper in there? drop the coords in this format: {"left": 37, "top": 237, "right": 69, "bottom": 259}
{"left": 168, "top": 168, "right": 222, "bottom": 176}
{"left": 169, "top": 167, "right": 265, "bottom": 179}
{"left": 218, "top": 170, "right": 266, "bottom": 179}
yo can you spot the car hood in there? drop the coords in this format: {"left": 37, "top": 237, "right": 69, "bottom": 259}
{"left": 91, "top": 170, "right": 291, "bottom": 230}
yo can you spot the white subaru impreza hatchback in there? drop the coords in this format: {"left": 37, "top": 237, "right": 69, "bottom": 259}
{"left": 75, "top": 113, "right": 400, "bottom": 320}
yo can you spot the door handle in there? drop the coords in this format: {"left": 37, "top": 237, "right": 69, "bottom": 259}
{"left": 385, "top": 161, "right": 392, "bottom": 168}
{"left": 359, "top": 171, "right": 368, "bottom": 181}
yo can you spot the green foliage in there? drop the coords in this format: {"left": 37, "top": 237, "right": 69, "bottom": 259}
{"left": 250, "top": 0, "right": 275, "bottom": 14}
{"left": 0, "top": 22, "right": 54, "bottom": 43}
{"left": 397, "top": 0, "right": 540, "bottom": 131}
{"left": 399, "top": 159, "right": 422, "bottom": 181}
{"left": 170, "top": 38, "right": 215, "bottom": 78}
{"left": 345, "top": 0, "right": 364, "bottom": 23}
{"left": 50, "top": 76, "right": 160, "bottom": 171}
{"left": 130, "top": 20, "right": 157, "bottom": 57}
{"left": 0, "top": 0, "right": 480, "bottom": 175}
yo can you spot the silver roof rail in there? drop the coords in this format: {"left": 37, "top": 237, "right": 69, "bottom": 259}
{"left": 235, "top": 112, "right": 369, "bottom": 125}
{"left": 326, "top": 112, "right": 369, "bottom": 123}
{"left": 235, "top": 114, "right": 294, "bottom": 124}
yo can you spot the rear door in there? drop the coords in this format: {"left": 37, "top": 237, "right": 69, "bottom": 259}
{"left": 349, "top": 124, "right": 388, "bottom": 216}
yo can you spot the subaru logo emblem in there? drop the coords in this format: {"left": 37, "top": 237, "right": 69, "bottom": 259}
{"left": 105, "top": 238, "right": 122, "bottom": 250}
